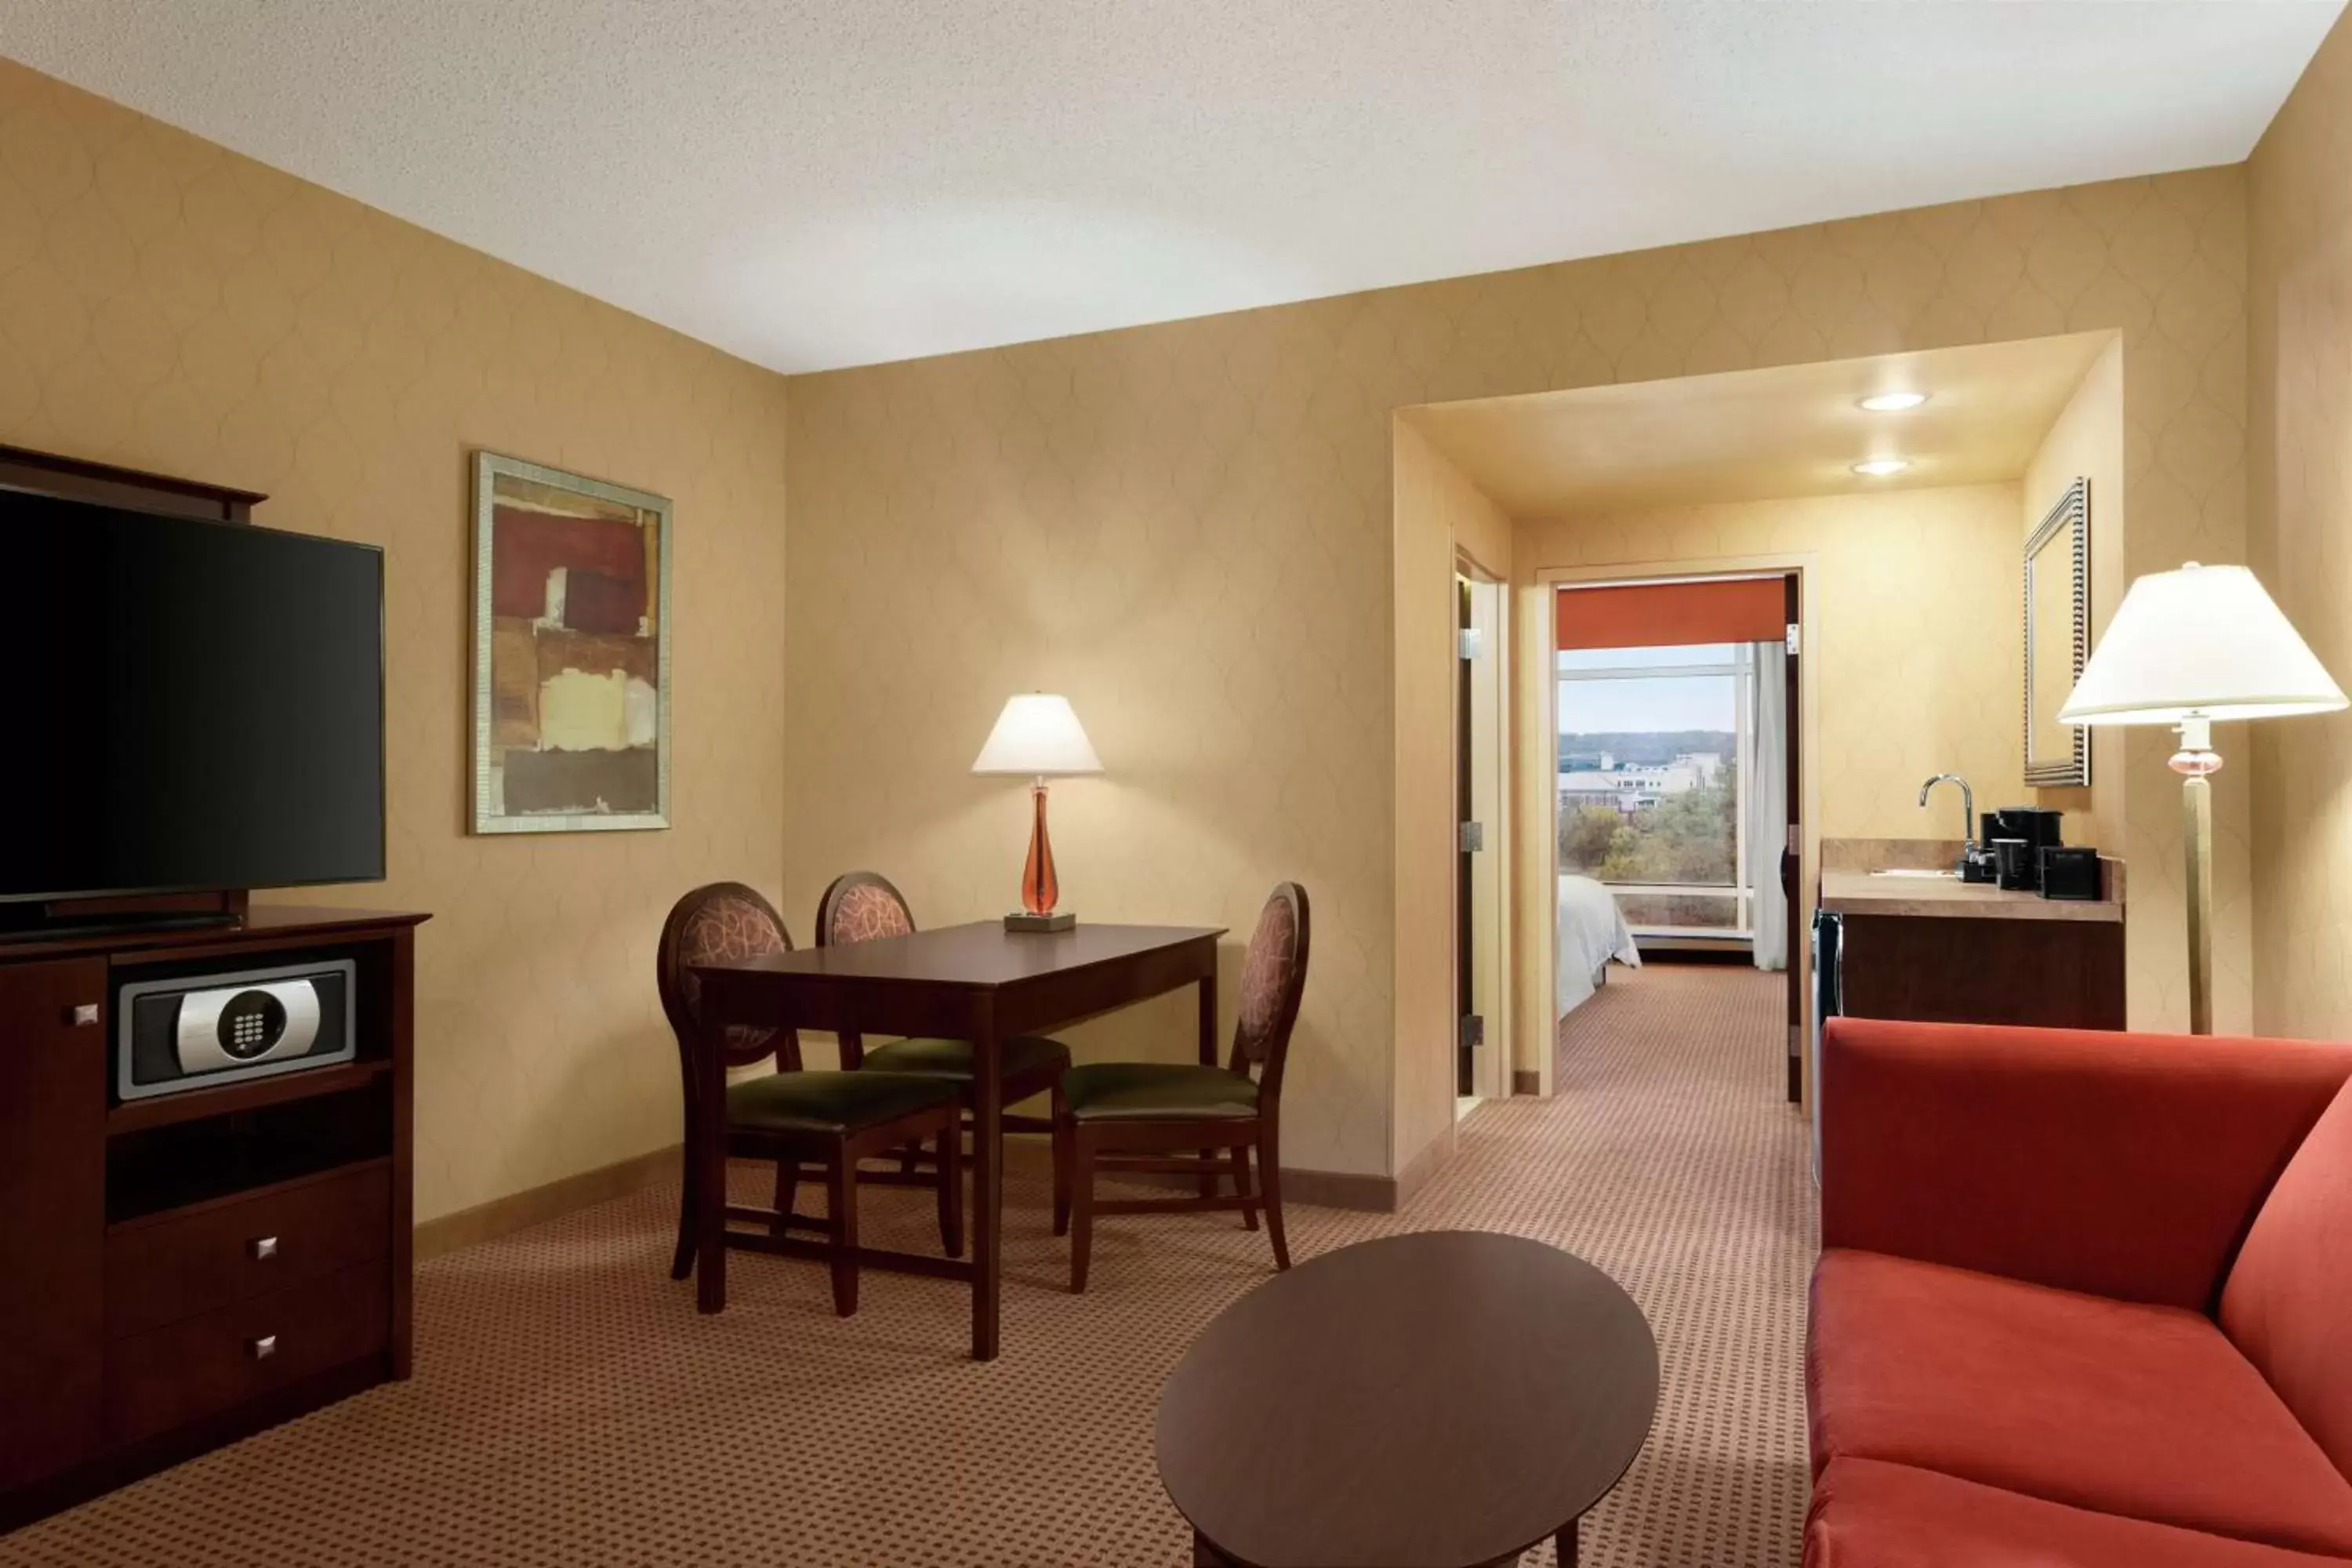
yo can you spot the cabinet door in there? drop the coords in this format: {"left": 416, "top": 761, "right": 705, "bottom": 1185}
{"left": 1838, "top": 914, "right": 2126, "bottom": 1030}
{"left": 0, "top": 957, "right": 107, "bottom": 1491}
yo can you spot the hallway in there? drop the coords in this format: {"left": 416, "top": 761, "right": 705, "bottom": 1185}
{"left": 1519, "top": 959, "right": 1817, "bottom": 1564}
{"left": 4, "top": 962, "right": 1815, "bottom": 1568}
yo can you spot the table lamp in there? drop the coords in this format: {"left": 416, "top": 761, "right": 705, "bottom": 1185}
{"left": 2058, "top": 562, "right": 2345, "bottom": 1033}
{"left": 971, "top": 693, "right": 1102, "bottom": 932}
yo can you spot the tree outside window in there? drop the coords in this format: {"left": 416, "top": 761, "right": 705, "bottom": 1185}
{"left": 1557, "top": 644, "right": 1752, "bottom": 935}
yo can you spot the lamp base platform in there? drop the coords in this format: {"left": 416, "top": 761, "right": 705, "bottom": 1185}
{"left": 1003, "top": 910, "right": 1076, "bottom": 933}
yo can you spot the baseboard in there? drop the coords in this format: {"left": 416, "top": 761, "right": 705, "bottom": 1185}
{"left": 1391, "top": 1131, "right": 1452, "bottom": 1212}
{"left": 1512, "top": 1069, "right": 1542, "bottom": 1096}
{"left": 1642, "top": 942, "right": 1751, "bottom": 965}
{"left": 415, "top": 1144, "right": 681, "bottom": 1261}
{"left": 1283, "top": 1166, "right": 1400, "bottom": 1212}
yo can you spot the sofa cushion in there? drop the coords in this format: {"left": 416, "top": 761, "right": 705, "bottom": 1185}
{"left": 2223, "top": 1076, "right": 2352, "bottom": 1483}
{"left": 1806, "top": 1458, "right": 2350, "bottom": 1567}
{"left": 1820, "top": 1018, "right": 2352, "bottom": 1310}
{"left": 1810, "top": 1248, "right": 2352, "bottom": 1556}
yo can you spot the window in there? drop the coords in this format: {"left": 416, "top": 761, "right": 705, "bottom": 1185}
{"left": 1557, "top": 643, "right": 1755, "bottom": 937}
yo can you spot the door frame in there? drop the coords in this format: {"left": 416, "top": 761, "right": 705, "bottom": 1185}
{"left": 1519, "top": 553, "right": 1821, "bottom": 1104}
{"left": 1454, "top": 556, "right": 1510, "bottom": 1105}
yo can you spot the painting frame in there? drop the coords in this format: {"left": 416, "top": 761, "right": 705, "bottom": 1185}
{"left": 470, "top": 451, "right": 673, "bottom": 834}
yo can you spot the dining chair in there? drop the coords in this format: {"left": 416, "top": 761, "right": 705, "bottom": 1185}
{"left": 657, "top": 881, "right": 964, "bottom": 1316}
{"left": 815, "top": 871, "right": 1074, "bottom": 1146}
{"left": 1054, "top": 881, "right": 1310, "bottom": 1292}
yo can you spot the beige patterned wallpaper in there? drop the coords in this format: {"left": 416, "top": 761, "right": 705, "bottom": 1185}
{"left": 1519, "top": 481, "right": 2026, "bottom": 843}
{"left": 1392, "top": 422, "right": 1514, "bottom": 1182}
{"left": 2023, "top": 336, "right": 2126, "bottom": 861}
{"left": 1508, "top": 484, "right": 2024, "bottom": 1094}
{"left": 780, "top": 319, "right": 1398, "bottom": 1172}
{"left": 0, "top": 60, "right": 793, "bottom": 1224}
{"left": 2, "top": 46, "right": 2271, "bottom": 1206}
{"left": 788, "top": 162, "right": 2256, "bottom": 1184}
{"left": 2252, "top": 10, "right": 2352, "bottom": 1041}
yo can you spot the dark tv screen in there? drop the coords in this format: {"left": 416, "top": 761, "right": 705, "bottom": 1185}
{"left": 0, "top": 490, "right": 386, "bottom": 902}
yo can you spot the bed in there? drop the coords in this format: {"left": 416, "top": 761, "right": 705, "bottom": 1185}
{"left": 1557, "top": 873, "right": 1641, "bottom": 1017}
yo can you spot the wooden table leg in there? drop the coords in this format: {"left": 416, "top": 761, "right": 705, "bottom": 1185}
{"left": 1192, "top": 1530, "right": 1235, "bottom": 1566}
{"left": 695, "top": 1018, "right": 728, "bottom": 1314}
{"left": 1555, "top": 1517, "right": 1577, "bottom": 1565}
{"left": 1196, "top": 971, "right": 1218, "bottom": 1065}
{"left": 971, "top": 1016, "right": 1003, "bottom": 1360}
{"left": 1196, "top": 971, "right": 1219, "bottom": 1196}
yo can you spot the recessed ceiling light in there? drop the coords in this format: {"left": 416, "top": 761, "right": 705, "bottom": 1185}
{"left": 1853, "top": 458, "right": 1910, "bottom": 477}
{"left": 1859, "top": 391, "right": 1929, "bottom": 412}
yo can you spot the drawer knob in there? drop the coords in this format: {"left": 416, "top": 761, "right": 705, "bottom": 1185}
{"left": 249, "top": 1236, "right": 279, "bottom": 1261}
{"left": 249, "top": 1334, "right": 278, "bottom": 1362}
{"left": 67, "top": 1003, "right": 99, "bottom": 1027}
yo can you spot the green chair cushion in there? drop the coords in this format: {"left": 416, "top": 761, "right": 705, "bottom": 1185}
{"left": 725, "top": 1069, "right": 959, "bottom": 1135}
{"left": 858, "top": 1034, "right": 1073, "bottom": 1083}
{"left": 1063, "top": 1062, "right": 1260, "bottom": 1122}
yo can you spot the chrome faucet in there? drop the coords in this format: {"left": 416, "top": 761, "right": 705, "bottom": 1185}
{"left": 1918, "top": 774, "right": 1976, "bottom": 873}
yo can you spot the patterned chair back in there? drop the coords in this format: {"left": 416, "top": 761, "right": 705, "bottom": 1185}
{"left": 657, "top": 882, "right": 799, "bottom": 1075}
{"left": 1229, "top": 882, "right": 1311, "bottom": 1100}
{"left": 817, "top": 871, "right": 917, "bottom": 947}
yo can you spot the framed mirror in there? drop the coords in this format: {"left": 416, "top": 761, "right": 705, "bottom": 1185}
{"left": 2024, "top": 477, "right": 2090, "bottom": 786}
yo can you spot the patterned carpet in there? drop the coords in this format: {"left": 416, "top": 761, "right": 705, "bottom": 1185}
{"left": 2, "top": 963, "right": 1815, "bottom": 1566}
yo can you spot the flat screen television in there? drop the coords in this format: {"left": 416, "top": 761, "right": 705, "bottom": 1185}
{"left": 0, "top": 489, "right": 386, "bottom": 908}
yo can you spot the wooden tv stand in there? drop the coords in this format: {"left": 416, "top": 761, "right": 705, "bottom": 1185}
{"left": 0, "top": 904, "right": 427, "bottom": 1530}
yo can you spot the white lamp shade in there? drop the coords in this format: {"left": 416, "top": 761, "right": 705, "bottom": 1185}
{"left": 2058, "top": 563, "right": 2347, "bottom": 727}
{"left": 971, "top": 693, "right": 1103, "bottom": 775}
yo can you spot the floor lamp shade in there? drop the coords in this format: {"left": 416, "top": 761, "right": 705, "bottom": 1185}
{"left": 972, "top": 694, "right": 1102, "bottom": 929}
{"left": 2058, "top": 564, "right": 2347, "bottom": 727}
{"left": 2059, "top": 564, "right": 2346, "bottom": 1033}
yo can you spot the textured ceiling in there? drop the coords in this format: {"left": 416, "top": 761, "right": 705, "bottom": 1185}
{"left": 0, "top": 2, "right": 2337, "bottom": 373}
{"left": 1405, "top": 334, "right": 2115, "bottom": 515}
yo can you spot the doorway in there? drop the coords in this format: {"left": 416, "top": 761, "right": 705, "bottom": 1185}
{"left": 1549, "top": 572, "right": 1802, "bottom": 1093}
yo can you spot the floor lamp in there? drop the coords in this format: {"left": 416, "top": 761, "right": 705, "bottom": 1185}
{"left": 2058, "top": 563, "right": 2346, "bottom": 1034}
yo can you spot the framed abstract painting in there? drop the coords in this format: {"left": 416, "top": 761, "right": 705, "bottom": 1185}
{"left": 470, "top": 452, "right": 672, "bottom": 833}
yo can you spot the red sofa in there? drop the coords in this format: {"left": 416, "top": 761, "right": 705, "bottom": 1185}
{"left": 1806, "top": 1016, "right": 2352, "bottom": 1565}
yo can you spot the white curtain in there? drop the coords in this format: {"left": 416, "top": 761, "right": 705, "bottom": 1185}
{"left": 1751, "top": 641, "right": 1789, "bottom": 971}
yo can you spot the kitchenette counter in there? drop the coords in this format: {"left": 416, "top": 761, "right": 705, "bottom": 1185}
{"left": 1811, "top": 836, "right": 2128, "bottom": 1097}
{"left": 1817, "top": 869, "right": 2122, "bottom": 922}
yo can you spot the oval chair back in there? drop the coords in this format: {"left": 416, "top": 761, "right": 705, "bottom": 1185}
{"left": 815, "top": 871, "right": 917, "bottom": 1068}
{"left": 655, "top": 882, "right": 799, "bottom": 1283}
{"left": 1229, "top": 882, "right": 1311, "bottom": 1104}
{"left": 816, "top": 869, "right": 917, "bottom": 948}
{"left": 1055, "top": 880, "right": 1311, "bottom": 1291}
{"left": 657, "top": 882, "right": 800, "bottom": 1078}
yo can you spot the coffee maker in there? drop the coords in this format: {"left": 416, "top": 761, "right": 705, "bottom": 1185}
{"left": 1984, "top": 807, "right": 2066, "bottom": 891}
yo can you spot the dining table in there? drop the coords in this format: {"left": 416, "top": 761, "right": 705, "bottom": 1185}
{"left": 689, "top": 920, "right": 1226, "bottom": 1359}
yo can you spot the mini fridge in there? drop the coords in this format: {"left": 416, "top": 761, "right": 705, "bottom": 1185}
{"left": 1809, "top": 909, "right": 1842, "bottom": 1184}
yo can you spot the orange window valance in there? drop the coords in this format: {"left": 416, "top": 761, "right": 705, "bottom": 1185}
{"left": 1555, "top": 577, "right": 1786, "bottom": 652}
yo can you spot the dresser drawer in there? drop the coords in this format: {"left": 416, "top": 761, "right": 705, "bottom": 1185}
{"left": 106, "top": 1161, "right": 390, "bottom": 1339}
{"left": 105, "top": 1258, "right": 388, "bottom": 1445}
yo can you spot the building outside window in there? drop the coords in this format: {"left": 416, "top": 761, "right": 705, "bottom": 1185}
{"left": 1556, "top": 642, "right": 1754, "bottom": 938}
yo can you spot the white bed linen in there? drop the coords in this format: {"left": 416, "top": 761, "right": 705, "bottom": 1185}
{"left": 1557, "top": 873, "right": 1641, "bottom": 1016}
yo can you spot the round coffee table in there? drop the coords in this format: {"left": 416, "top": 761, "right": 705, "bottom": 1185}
{"left": 1155, "top": 1230, "right": 1657, "bottom": 1568}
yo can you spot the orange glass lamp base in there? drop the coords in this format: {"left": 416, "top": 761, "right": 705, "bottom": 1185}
{"left": 1005, "top": 780, "right": 1076, "bottom": 932}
